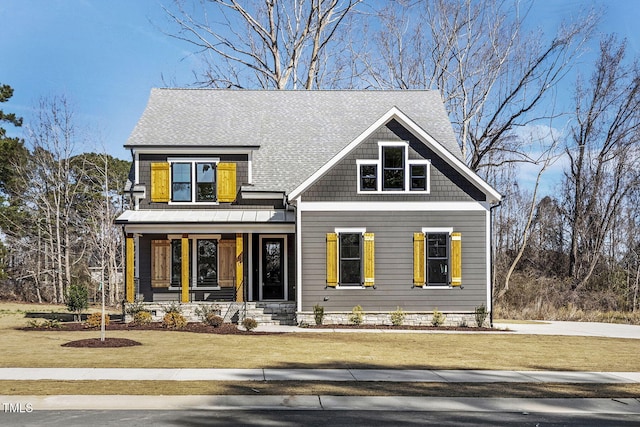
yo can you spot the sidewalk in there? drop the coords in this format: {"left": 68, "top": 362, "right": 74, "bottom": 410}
{"left": 1, "top": 367, "right": 639, "bottom": 383}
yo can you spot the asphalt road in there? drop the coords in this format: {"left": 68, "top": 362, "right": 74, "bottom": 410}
{"left": 3, "top": 409, "right": 640, "bottom": 426}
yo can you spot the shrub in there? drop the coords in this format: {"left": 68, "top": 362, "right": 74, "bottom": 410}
{"left": 474, "top": 304, "right": 488, "bottom": 327}
{"left": 205, "top": 313, "right": 224, "bottom": 327}
{"left": 349, "top": 305, "right": 364, "bottom": 325}
{"left": 162, "top": 312, "right": 187, "bottom": 329}
{"left": 163, "top": 301, "right": 182, "bottom": 314}
{"left": 390, "top": 306, "right": 406, "bottom": 326}
{"left": 85, "top": 312, "right": 110, "bottom": 328}
{"left": 431, "top": 308, "right": 446, "bottom": 327}
{"left": 65, "top": 283, "right": 88, "bottom": 321}
{"left": 242, "top": 317, "right": 258, "bottom": 331}
{"left": 195, "top": 304, "right": 222, "bottom": 324}
{"left": 125, "top": 299, "right": 147, "bottom": 316}
{"left": 313, "top": 304, "right": 325, "bottom": 326}
{"left": 132, "top": 310, "right": 153, "bottom": 325}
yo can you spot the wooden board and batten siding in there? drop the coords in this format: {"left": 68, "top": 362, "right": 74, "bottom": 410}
{"left": 300, "top": 210, "right": 488, "bottom": 312}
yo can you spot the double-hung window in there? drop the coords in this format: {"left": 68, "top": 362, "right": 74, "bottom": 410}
{"left": 167, "top": 237, "right": 219, "bottom": 289}
{"left": 413, "top": 229, "right": 462, "bottom": 288}
{"left": 356, "top": 142, "right": 430, "bottom": 193}
{"left": 150, "top": 159, "right": 237, "bottom": 203}
{"left": 326, "top": 229, "right": 375, "bottom": 288}
{"left": 170, "top": 160, "right": 217, "bottom": 203}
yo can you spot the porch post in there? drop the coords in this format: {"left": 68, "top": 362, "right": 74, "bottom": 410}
{"left": 125, "top": 233, "right": 135, "bottom": 303}
{"left": 181, "top": 235, "right": 189, "bottom": 303}
{"left": 236, "top": 233, "right": 244, "bottom": 302}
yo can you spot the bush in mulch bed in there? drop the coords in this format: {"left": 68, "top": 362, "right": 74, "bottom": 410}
{"left": 61, "top": 338, "right": 142, "bottom": 348}
{"left": 20, "top": 321, "right": 271, "bottom": 335}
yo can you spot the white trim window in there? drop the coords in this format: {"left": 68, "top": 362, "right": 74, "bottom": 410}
{"left": 169, "top": 158, "right": 219, "bottom": 204}
{"left": 168, "top": 235, "right": 221, "bottom": 290}
{"left": 413, "top": 227, "right": 462, "bottom": 289}
{"left": 357, "top": 142, "right": 430, "bottom": 194}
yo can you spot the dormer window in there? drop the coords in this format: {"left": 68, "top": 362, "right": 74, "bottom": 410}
{"left": 356, "top": 141, "right": 430, "bottom": 194}
{"left": 150, "top": 159, "right": 237, "bottom": 204}
{"left": 171, "top": 160, "right": 217, "bottom": 203}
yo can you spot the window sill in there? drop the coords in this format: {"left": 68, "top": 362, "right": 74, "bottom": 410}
{"left": 334, "top": 285, "right": 367, "bottom": 289}
{"left": 168, "top": 202, "right": 220, "bottom": 206}
{"left": 415, "top": 285, "right": 454, "bottom": 290}
{"left": 168, "top": 286, "right": 221, "bottom": 291}
{"left": 356, "top": 190, "right": 430, "bottom": 195}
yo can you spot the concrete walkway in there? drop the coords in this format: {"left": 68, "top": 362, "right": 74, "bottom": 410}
{"left": 253, "top": 320, "right": 640, "bottom": 339}
{"left": 1, "top": 367, "right": 639, "bottom": 383}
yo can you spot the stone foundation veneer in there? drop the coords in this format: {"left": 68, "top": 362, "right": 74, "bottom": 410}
{"left": 297, "top": 312, "right": 487, "bottom": 328}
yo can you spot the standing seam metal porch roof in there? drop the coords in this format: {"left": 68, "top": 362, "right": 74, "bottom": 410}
{"left": 126, "top": 89, "right": 461, "bottom": 194}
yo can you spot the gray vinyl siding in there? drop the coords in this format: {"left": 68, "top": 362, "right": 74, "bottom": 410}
{"left": 303, "top": 120, "right": 485, "bottom": 202}
{"left": 300, "top": 210, "right": 488, "bottom": 313}
{"left": 137, "top": 153, "right": 250, "bottom": 209}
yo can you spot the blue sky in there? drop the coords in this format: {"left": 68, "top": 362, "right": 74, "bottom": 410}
{"left": 1, "top": 0, "right": 639, "bottom": 164}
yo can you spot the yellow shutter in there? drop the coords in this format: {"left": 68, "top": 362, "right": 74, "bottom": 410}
{"left": 181, "top": 236, "right": 190, "bottom": 302}
{"left": 151, "top": 163, "right": 170, "bottom": 202}
{"left": 236, "top": 233, "right": 244, "bottom": 302}
{"left": 363, "top": 233, "right": 375, "bottom": 287}
{"left": 125, "top": 235, "right": 135, "bottom": 302}
{"left": 150, "top": 240, "right": 171, "bottom": 288}
{"left": 451, "top": 232, "right": 462, "bottom": 287}
{"left": 326, "top": 233, "right": 338, "bottom": 287}
{"left": 217, "top": 162, "right": 237, "bottom": 202}
{"left": 413, "top": 232, "right": 425, "bottom": 286}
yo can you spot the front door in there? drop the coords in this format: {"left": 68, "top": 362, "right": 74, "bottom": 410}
{"left": 260, "top": 237, "right": 285, "bottom": 300}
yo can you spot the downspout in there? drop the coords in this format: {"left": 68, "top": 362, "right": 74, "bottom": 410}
{"left": 489, "top": 200, "right": 503, "bottom": 328}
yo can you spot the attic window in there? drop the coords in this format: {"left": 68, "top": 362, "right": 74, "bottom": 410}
{"left": 356, "top": 142, "right": 430, "bottom": 194}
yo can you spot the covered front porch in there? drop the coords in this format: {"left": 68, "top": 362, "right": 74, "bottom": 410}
{"left": 117, "top": 209, "right": 296, "bottom": 306}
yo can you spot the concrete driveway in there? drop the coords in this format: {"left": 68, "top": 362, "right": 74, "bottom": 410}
{"left": 492, "top": 320, "right": 640, "bottom": 339}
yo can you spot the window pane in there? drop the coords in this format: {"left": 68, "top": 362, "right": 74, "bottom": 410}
{"left": 410, "top": 165, "right": 426, "bottom": 191}
{"left": 197, "top": 239, "right": 217, "bottom": 286}
{"left": 341, "top": 260, "right": 361, "bottom": 284}
{"left": 360, "top": 165, "right": 377, "bottom": 191}
{"left": 340, "top": 233, "right": 361, "bottom": 284}
{"left": 171, "top": 240, "right": 182, "bottom": 285}
{"left": 172, "top": 163, "right": 191, "bottom": 201}
{"left": 384, "top": 169, "right": 404, "bottom": 190}
{"left": 196, "top": 163, "right": 215, "bottom": 183}
{"left": 427, "top": 259, "right": 448, "bottom": 284}
{"left": 383, "top": 147, "right": 403, "bottom": 168}
{"left": 383, "top": 146, "right": 404, "bottom": 191}
{"left": 426, "top": 233, "right": 448, "bottom": 285}
{"left": 197, "top": 183, "right": 216, "bottom": 201}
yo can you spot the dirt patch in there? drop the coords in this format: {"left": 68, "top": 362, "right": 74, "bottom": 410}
{"left": 61, "top": 338, "right": 142, "bottom": 348}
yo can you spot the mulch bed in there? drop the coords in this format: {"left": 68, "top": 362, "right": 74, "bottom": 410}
{"left": 61, "top": 338, "right": 142, "bottom": 348}
{"left": 21, "top": 321, "right": 250, "bottom": 335}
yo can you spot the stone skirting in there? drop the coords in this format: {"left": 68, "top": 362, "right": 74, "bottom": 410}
{"left": 123, "top": 302, "right": 241, "bottom": 323}
{"left": 123, "top": 301, "right": 298, "bottom": 325}
{"left": 296, "top": 311, "right": 487, "bottom": 328}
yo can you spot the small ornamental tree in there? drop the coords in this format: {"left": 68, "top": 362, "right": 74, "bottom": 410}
{"left": 66, "top": 283, "right": 88, "bottom": 321}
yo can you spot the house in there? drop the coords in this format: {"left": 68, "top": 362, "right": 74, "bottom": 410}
{"left": 116, "top": 89, "right": 502, "bottom": 326}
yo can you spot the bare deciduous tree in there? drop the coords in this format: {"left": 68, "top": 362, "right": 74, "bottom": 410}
{"left": 162, "top": 0, "right": 362, "bottom": 89}
{"left": 362, "top": 0, "right": 597, "bottom": 174}
{"left": 563, "top": 36, "right": 640, "bottom": 292}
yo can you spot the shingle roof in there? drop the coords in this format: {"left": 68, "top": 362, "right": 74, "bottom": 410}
{"left": 126, "top": 89, "right": 461, "bottom": 193}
